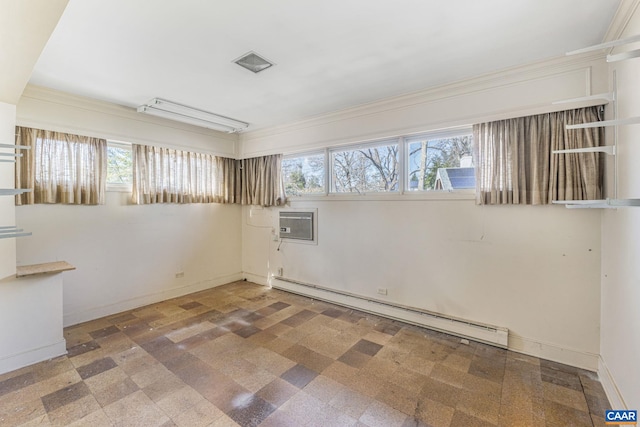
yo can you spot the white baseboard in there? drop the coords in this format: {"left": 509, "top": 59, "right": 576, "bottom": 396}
{"left": 508, "top": 334, "right": 599, "bottom": 371}
{"left": 0, "top": 340, "right": 67, "bottom": 376}
{"left": 243, "top": 272, "right": 269, "bottom": 286}
{"left": 63, "top": 272, "right": 243, "bottom": 327}
{"left": 598, "top": 355, "right": 627, "bottom": 410}
{"left": 271, "top": 277, "right": 508, "bottom": 348}
{"left": 249, "top": 275, "right": 599, "bottom": 371}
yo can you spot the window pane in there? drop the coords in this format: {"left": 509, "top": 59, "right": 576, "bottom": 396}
{"left": 331, "top": 142, "right": 399, "bottom": 193}
{"left": 282, "top": 153, "right": 325, "bottom": 196}
{"left": 107, "top": 145, "right": 132, "bottom": 184}
{"left": 407, "top": 134, "right": 474, "bottom": 191}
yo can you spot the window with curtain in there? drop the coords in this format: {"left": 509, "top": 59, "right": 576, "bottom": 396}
{"left": 241, "top": 154, "right": 287, "bottom": 207}
{"left": 131, "top": 144, "right": 240, "bottom": 204}
{"left": 473, "top": 106, "right": 605, "bottom": 205}
{"left": 15, "top": 126, "right": 107, "bottom": 205}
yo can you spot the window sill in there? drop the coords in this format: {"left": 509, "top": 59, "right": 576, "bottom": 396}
{"left": 106, "top": 184, "right": 132, "bottom": 193}
{"left": 286, "top": 191, "right": 475, "bottom": 202}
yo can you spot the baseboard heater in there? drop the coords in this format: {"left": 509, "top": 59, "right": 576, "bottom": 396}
{"left": 272, "top": 277, "right": 508, "bottom": 348}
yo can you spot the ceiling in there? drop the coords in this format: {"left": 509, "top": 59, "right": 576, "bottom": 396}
{"left": 29, "top": 0, "right": 621, "bottom": 132}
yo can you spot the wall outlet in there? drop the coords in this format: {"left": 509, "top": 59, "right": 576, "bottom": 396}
{"left": 377, "top": 288, "right": 388, "bottom": 295}
{"left": 175, "top": 272, "right": 184, "bottom": 278}
{"left": 277, "top": 268, "right": 283, "bottom": 276}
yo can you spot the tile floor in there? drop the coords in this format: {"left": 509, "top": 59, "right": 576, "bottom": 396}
{"left": 0, "top": 281, "right": 612, "bottom": 427}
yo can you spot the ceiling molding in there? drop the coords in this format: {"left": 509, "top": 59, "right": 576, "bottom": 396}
{"left": 20, "top": 85, "right": 238, "bottom": 143}
{"left": 604, "top": 0, "right": 640, "bottom": 43}
{"left": 18, "top": 85, "right": 239, "bottom": 158}
{"left": 240, "top": 52, "right": 607, "bottom": 144}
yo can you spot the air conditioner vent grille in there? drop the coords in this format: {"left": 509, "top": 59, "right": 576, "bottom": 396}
{"left": 234, "top": 51, "right": 274, "bottom": 74}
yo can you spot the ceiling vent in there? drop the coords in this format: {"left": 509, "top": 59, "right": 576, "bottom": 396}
{"left": 234, "top": 51, "right": 274, "bottom": 74}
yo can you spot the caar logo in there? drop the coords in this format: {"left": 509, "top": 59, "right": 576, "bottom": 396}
{"left": 606, "top": 410, "right": 637, "bottom": 425}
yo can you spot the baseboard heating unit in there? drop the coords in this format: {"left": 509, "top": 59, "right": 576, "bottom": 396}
{"left": 272, "top": 277, "right": 508, "bottom": 348}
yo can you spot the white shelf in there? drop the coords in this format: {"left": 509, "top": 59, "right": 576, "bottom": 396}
{"left": 0, "top": 189, "right": 32, "bottom": 196}
{"left": 553, "top": 199, "right": 640, "bottom": 209}
{"left": 0, "top": 143, "right": 30, "bottom": 150}
{"left": 566, "top": 116, "right": 640, "bottom": 129}
{"left": 552, "top": 93, "right": 613, "bottom": 105}
{"left": 0, "top": 232, "right": 32, "bottom": 239}
{"left": 557, "top": 40, "right": 640, "bottom": 208}
{"left": 608, "top": 49, "right": 640, "bottom": 63}
{"left": 0, "top": 226, "right": 32, "bottom": 239}
{"left": 552, "top": 146, "right": 615, "bottom": 155}
{"left": 566, "top": 34, "right": 640, "bottom": 55}
{"left": 1, "top": 143, "right": 32, "bottom": 239}
{"left": 0, "top": 227, "right": 25, "bottom": 234}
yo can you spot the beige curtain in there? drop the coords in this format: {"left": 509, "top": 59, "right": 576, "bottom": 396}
{"left": 132, "top": 144, "right": 239, "bottom": 204}
{"left": 473, "top": 106, "right": 604, "bottom": 205}
{"left": 241, "top": 154, "right": 287, "bottom": 207}
{"left": 215, "top": 156, "right": 241, "bottom": 204}
{"left": 15, "top": 126, "right": 106, "bottom": 205}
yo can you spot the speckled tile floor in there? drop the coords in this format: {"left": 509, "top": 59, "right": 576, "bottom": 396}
{"left": 0, "top": 281, "right": 612, "bottom": 427}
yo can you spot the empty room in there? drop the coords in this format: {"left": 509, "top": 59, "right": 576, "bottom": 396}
{"left": 1, "top": 1, "right": 639, "bottom": 426}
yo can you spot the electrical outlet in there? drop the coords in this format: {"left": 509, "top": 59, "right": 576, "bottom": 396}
{"left": 377, "top": 288, "right": 388, "bottom": 295}
{"left": 277, "top": 268, "right": 283, "bottom": 276}
{"left": 175, "top": 272, "right": 184, "bottom": 278}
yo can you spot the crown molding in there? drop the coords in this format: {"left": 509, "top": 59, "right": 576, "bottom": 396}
{"left": 19, "top": 85, "right": 238, "bottom": 144}
{"left": 604, "top": 0, "right": 640, "bottom": 42}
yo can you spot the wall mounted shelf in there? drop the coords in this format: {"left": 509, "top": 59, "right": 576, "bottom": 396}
{"left": 0, "top": 189, "right": 32, "bottom": 196}
{"left": 1, "top": 142, "right": 32, "bottom": 238}
{"left": 608, "top": 49, "right": 640, "bottom": 63}
{"left": 554, "top": 35, "right": 640, "bottom": 209}
{"left": 566, "top": 33, "right": 640, "bottom": 55}
{"left": 0, "top": 226, "right": 32, "bottom": 239}
{"left": 0, "top": 143, "right": 30, "bottom": 150}
{"left": 552, "top": 93, "right": 614, "bottom": 105}
{"left": 553, "top": 199, "right": 640, "bottom": 209}
{"left": 566, "top": 116, "right": 640, "bottom": 129}
{"left": 552, "top": 146, "right": 615, "bottom": 155}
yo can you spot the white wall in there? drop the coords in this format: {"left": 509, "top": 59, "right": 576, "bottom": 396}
{"left": 240, "top": 55, "right": 608, "bottom": 370}
{"left": 600, "top": 5, "right": 640, "bottom": 410}
{"left": 0, "top": 273, "right": 65, "bottom": 374}
{"left": 15, "top": 89, "right": 243, "bottom": 326}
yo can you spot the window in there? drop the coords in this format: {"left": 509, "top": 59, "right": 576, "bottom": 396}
{"left": 279, "top": 129, "right": 474, "bottom": 199}
{"left": 132, "top": 144, "right": 240, "bottom": 204}
{"left": 15, "top": 126, "right": 107, "bottom": 205}
{"left": 106, "top": 141, "right": 133, "bottom": 190}
{"left": 282, "top": 152, "right": 325, "bottom": 196}
{"left": 406, "top": 132, "right": 474, "bottom": 191}
{"left": 331, "top": 140, "right": 399, "bottom": 193}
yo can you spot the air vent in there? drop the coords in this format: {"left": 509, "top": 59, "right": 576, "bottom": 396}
{"left": 234, "top": 51, "right": 274, "bottom": 74}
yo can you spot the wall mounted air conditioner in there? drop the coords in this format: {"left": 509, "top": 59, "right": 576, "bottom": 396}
{"left": 279, "top": 211, "right": 314, "bottom": 241}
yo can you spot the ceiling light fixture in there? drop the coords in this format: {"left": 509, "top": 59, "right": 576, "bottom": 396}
{"left": 137, "top": 98, "right": 249, "bottom": 133}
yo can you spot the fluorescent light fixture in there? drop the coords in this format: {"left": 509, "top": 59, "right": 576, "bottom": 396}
{"left": 137, "top": 98, "right": 249, "bottom": 133}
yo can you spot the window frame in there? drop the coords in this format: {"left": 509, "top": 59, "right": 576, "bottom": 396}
{"left": 329, "top": 138, "right": 401, "bottom": 195}
{"left": 106, "top": 140, "right": 133, "bottom": 192}
{"left": 280, "top": 127, "right": 475, "bottom": 202}
{"left": 282, "top": 150, "right": 329, "bottom": 197}
{"left": 404, "top": 128, "right": 475, "bottom": 194}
